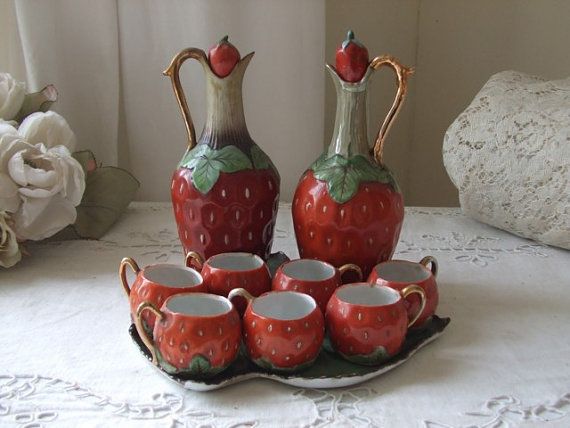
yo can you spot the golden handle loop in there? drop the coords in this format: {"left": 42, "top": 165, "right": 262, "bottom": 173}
{"left": 370, "top": 55, "right": 414, "bottom": 165}
{"left": 185, "top": 251, "right": 205, "bottom": 271}
{"left": 419, "top": 255, "right": 438, "bottom": 278}
{"left": 135, "top": 302, "right": 164, "bottom": 366}
{"left": 338, "top": 263, "right": 363, "bottom": 281}
{"left": 401, "top": 284, "right": 427, "bottom": 328}
{"left": 228, "top": 287, "right": 255, "bottom": 307}
{"left": 163, "top": 48, "right": 208, "bottom": 150}
{"left": 119, "top": 257, "right": 140, "bottom": 296}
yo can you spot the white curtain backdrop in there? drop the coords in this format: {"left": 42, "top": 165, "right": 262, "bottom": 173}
{"left": 3, "top": 0, "right": 325, "bottom": 201}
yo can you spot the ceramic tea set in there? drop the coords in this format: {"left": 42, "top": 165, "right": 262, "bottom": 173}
{"left": 120, "top": 32, "right": 448, "bottom": 384}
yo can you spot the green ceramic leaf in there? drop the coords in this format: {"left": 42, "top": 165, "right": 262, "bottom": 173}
{"left": 14, "top": 85, "right": 58, "bottom": 122}
{"left": 250, "top": 145, "right": 269, "bottom": 169}
{"left": 339, "top": 346, "right": 390, "bottom": 366}
{"left": 73, "top": 166, "right": 139, "bottom": 239}
{"left": 188, "top": 354, "right": 211, "bottom": 374}
{"left": 253, "top": 356, "right": 316, "bottom": 373}
{"left": 156, "top": 349, "right": 179, "bottom": 374}
{"left": 311, "top": 154, "right": 399, "bottom": 203}
{"left": 181, "top": 144, "right": 253, "bottom": 194}
{"left": 312, "top": 155, "right": 360, "bottom": 203}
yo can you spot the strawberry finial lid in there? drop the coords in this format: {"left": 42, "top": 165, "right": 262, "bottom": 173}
{"left": 335, "top": 30, "right": 369, "bottom": 83}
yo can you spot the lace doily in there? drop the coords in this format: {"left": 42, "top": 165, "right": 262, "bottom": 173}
{"left": 443, "top": 70, "right": 570, "bottom": 250}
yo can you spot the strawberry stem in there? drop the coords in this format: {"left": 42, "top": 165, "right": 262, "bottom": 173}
{"left": 220, "top": 35, "right": 229, "bottom": 44}
{"left": 342, "top": 29, "right": 364, "bottom": 50}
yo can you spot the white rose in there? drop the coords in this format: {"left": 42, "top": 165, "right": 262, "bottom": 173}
{"left": 0, "top": 112, "right": 85, "bottom": 240}
{"left": 0, "top": 211, "right": 21, "bottom": 268}
{"left": 0, "top": 73, "right": 26, "bottom": 121}
{"left": 18, "top": 111, "right": 76, "bottom": 151}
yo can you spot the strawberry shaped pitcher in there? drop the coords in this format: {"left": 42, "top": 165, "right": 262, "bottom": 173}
{"left": 164, "top": 37, "right": 280, "bottom": 261}
{"left": 292, "top": 31, "right": 413, "bottom": 277}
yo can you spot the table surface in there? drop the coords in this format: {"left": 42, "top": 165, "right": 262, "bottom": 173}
{"left": 1, "top": 202, "right": 569, "bottom": 427}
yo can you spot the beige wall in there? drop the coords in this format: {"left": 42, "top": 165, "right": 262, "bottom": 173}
{"left": 326, "top": 0, "right": 570, "bottom": 206}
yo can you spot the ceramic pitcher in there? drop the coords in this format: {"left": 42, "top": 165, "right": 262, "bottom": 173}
{"left": 164, "top": 37, "right": 280, "bottom": 261}
{"left": 292, "top": 31, "right": 413, "bottom": 277}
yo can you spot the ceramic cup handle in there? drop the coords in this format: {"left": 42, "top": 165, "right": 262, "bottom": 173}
{"left": 135, "top": 302, "right": 164, "bottom": 366}
{"left": 185, "top": 251, "right": 205, "bottom": 271}
{"left": 338, "top": 263, "right": 363, "bottom": 281}
{"left": 419, "top": 255, "right": 438, "bottom": 278}
{"left": 119, "top": 257, "right": 140, "bottom": 296}
{"left": 228, "top": 287, "right": 255, "bottom": 309}
{"left": 400, "top": 284, "right": 427, "bottom": 328}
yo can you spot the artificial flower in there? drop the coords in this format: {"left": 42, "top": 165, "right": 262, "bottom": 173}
{"left": 0, "top": 73, "right": 26, "bottom": 121}
{"left": 0, "top": 211, "right": 21, "bottom": 268}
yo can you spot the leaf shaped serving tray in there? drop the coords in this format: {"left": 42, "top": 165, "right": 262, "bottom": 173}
{"left": 129, "top": 315, "right": 450, "bottom": 391}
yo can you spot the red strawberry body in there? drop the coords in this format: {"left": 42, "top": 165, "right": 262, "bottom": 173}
{"left": 208, "top": 35, "right": 241, "bottom": 78}
{"left": 326, "top": 284, "right": 408, "bottom": 362}
{"left": 172, "top": 167, "right": 279, "bottom": 261}
{"left": 335, "top": 30, "right": 369, "bottom": 83}
{"left": 293, "top": 170, "right": 404, "bottom": 278}
{"left": 152, "top": 297, "right": 242, "bottom": 375}
{"left": 242, "top": 295, "right": 324, "bottom": 370}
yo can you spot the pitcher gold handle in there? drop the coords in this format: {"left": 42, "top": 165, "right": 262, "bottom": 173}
{"left": 163, "top": 48, "right": 209, "bottom": 150}
{"left": 370, "top": 56, "right": 414, "bottom": 165}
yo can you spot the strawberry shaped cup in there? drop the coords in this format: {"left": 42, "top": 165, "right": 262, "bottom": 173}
{"left": 186, "top": 251, "right": 271, "bottom": 314}
{"left": 120, "top": 257, "right": 207, "bottom": 332}
{"left": 292, "top": 32, "right": 413, "bottom": 277}
{"left": 229, "top": 288, "right": 324, "bottom": 372}
{"left": 135, "top": 293, "right": 241, "bottom": 377}
{"left": 368, "top": 256, "right": 439, "bottom": 328}
{"left": 326, "top": 283, "right": 426, "bottom": 365}
{"left": 272, "top": 259, "right": 362, "bottom": 313}
{"left": 165, "top": 38, "right": 280, "bottom": 263}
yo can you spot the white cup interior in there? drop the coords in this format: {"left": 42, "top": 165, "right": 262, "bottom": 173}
{"left": 252, "top": 291, "right": 316, "bottom": 320}
{"left": 208, "top": 252, "right": 264, "bottom": 271}
{"left": 282, "top": 259, "right": 335, "bottom": 281}
{"left": 374, "top": 261, "right": 430, "bottom": 283}
{"left": 166, "top": 293, "right": 231, "bottom": 316}
{"left": 144, "top": 264, "right": 202, "bottom": 288}
{"left": 336, "top": 283, "right": 400, "bottom": 306}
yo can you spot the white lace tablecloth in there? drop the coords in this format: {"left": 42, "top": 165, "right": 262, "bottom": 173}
{"left": 1, "top": 203, "right": 569, "bottom": 427}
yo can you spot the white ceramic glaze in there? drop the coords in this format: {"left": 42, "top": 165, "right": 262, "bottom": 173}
{"left": 144, "top": 264, "right": 203, "bottom": 287}
{"left": 208, "top": 252, "right": 265, "bottom": 271}
{"left": 281, "top": 259, "right": 336, "bottom": 281}
{"left": 374, "top": 261, "right": 431, "bottom": 283}
{"left": 166, "top": 293, "right": 232, "bottom": 316}
{"left": 336, "top": 283, "right": 400, "bottom": 306}
{"left": 252, "top": 291, "right": 316, "bottom": 320}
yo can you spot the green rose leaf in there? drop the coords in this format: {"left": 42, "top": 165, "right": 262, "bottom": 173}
{"left": 48, "top": 153, "right": 139, "bottom": 241}
{"left": 73, "top": 166, "right": 140, "bottom": 239}
{"left": 311, "top": 154, "right": 398, "bottom": 203}
{"left": 14, "top": 85, "right": 58, "bottom": 123}
{"left": 180, "top": 144, "right": 253, "bottom": 194}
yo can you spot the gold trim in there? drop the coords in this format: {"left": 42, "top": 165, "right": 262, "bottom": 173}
{"left": 369, "top": 55, "right": 414, "bottom": 165}
{"left": 338, "top": 263, "right": 363, "bottom": 281}
{"left": 185, "top": 251, "right": 205, "bottom": 270}
{"left": 119, "top": 257, "right": 140, "bottom": 296}
{"left": 419, "top": 255, "right": 438, "bottom": 278}
{"left": 135, "top": 302, "right": 164, "bottom": 365}
{"left": 228, "top": 287, "right": 255, "bottom": 305}
{"left": 401, "top": 284, "right": 426, "bottom": 328}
